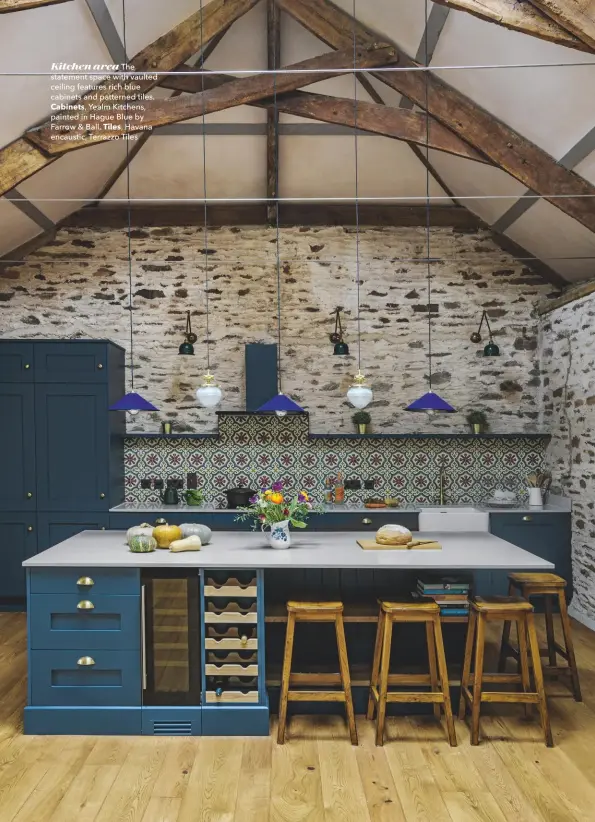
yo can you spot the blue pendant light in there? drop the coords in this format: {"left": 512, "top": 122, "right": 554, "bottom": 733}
{"left": 109, "top": 74, "right": 158, "bottom": 416}
{"left": 406, "top": 8, "right": 454, "bottom": 415}
{"left": 256, "top": 65, "right": 304, "bottom": 418}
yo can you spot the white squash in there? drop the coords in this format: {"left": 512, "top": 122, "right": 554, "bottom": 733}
{"left": 169, "top": 535, "right": 202, "bottom": 553}
{"left": 126, "top": 523, "right": 154, "bottom": 545}
{"left": 179, "top": 523, "right": 212, "bottom": 544}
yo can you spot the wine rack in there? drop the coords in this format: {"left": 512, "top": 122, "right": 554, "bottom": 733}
{"left": 201, "top": 571, "right": 265, "bottom": 711}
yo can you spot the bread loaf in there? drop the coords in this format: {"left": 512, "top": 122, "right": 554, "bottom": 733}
{"left": 375, "top": 524, "right": 412, "bottom": 546}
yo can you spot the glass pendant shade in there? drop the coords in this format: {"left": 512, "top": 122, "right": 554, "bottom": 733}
{"left": 109, "top": 392, "right": 158, "bottom": 413}
{"left": 406, "top": 391, "right": 455, "bottom": 413}
{"left": 333, "top": 341, "right": 350, "bottom": 356}
{"left": 196, "top": 372, "right": 222, "bottom": 408}
{"left": 483, "top": 340, "right": 500, "bottom": 357}
{"left": 347, "top": 372, "right": 373, "bottom": 409}
{"left": 257, "top": 393, "right": 305, "bottom": 416}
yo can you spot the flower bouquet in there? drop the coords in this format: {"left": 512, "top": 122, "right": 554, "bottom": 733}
{"left": 235, "top": 481, "right": 317, "bottom": 549}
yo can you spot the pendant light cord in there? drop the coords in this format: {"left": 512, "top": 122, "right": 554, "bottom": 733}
{"left": 273, "top": 18, "right": 283, "bottom": 394}
{"left": 122, "top": 0, "right": 134, "bottom": 391}
{"left": 200, "top": 0, "right": 211, "bottom": 373}
{"left": 353, "top": 0, "right": 361, "bottom": 372}
{"left": 424, "top": 0, "right": 433, "bottom": 393}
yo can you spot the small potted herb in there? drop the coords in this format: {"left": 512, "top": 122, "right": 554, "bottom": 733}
{"left": 352, "top": 410, "right": 371, "bottom": 435}
{"left": 466, "top": 409, "right": 488, "bottom": 435}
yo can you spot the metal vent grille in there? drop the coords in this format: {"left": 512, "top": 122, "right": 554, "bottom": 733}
{"left": 151, "top": 720, "right": 193, "bottom": 736}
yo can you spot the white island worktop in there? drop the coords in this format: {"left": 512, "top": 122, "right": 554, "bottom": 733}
{"left": 23, "top": 529, "right": 555, "bottom": 571}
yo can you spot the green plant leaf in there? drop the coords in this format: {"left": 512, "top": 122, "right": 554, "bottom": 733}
{"left": 290, "top": 519, "right": 307, "bottom": 528}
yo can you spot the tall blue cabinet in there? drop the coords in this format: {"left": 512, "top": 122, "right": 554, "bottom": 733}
{"left": 0, "top": 340, "right": 125, "bottom": 607}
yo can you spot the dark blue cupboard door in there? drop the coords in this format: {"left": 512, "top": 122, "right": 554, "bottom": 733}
{"left": 34, "top": 343, "right": 108, "bottom": 384}
{"left": 0, "top": 383, "right": 36, "bottom": 511}
{"left": 0, "top": 342, "right": 35, "bottom": 382}
{"left": 37, "top": 513, "right": 110, "bottom": 552}
{"left": 0, "top": 515, "right": 36, "bottom": 601}
{"left": 35, "top": 384, "right": 110, "bottom": 511}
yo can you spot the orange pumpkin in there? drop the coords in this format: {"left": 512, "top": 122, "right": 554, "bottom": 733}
{"left": 153, "top": 524, "right": 182, "bottom": 549}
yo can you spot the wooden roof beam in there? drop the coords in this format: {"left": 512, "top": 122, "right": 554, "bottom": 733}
{"left": 0, "top": 0, "right": 260, "bottom": 197}
{"left": 275, "top": 0, "right": 595, "bottom": 235}
{"left": 432, "top": 0, "right": 592, "bottom": 52}
{"left": 529, "top": 0, "right": 595, "bottom": 51}
{"left": 26, "top": 44, "right": 397, "bottom": 153}
{"left": 0, "top": 0, "right": 72, "bottom": 12}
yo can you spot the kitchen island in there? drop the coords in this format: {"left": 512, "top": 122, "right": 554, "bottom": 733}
{"left": 23, "top": 529, "right": 554, "bottom": 737}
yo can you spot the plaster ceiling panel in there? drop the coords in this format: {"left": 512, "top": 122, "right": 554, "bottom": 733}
{"left": 431, "top": 11, "right": 595, "bottom": 160}
{"left": 331, "top": 0, "right": 428, "bottom": 57}
{"left": 18, "top": 139, "right": 126, "bottom": 220}
{"left": 0, "top": 0, "right": 110, "bottom": 149}
{"left": 426, "top": 150, "right": 527, "bottom": 223}
{"left": 0, "top": 200, "right": 42, "bottom": 258}
{"left": 504, "top": 200, "right": 595, "bottom": 282}
{"left": 107, "top": 134, "right": 265, "bottom": 201}
{"left": 103, "top": 0, "right": 207, "bottom": 58}
{"left": 574, "top": 148, "right": 595, "bottom": 185}
{"left": 203, "top": 2, "right": 266, "bottom": 72}
{"left": 280, "top": 137, "right": 448, "bottom": 202}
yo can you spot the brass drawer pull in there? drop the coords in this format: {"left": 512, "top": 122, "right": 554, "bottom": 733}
{"left": 77, "top": 656, "right": 95, "bottom": 666}
{"left": 362, "top": 518, "right": 372, "bottom": 525}
{"left": 77, "top": 577, "right": 94, "bottom": 587}
{"left": 522, "top": 515, "right": 533, "bottom": 522}
{"left": 240, "top": 635, "right": 248, "bottom": 647}
{"left": 77, "top": 600, "right": 95, "bottom": 610}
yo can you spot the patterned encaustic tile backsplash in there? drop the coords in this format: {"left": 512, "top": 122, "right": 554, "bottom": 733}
{"left": 124, "top": 415, "right": 548, "bottom": 508}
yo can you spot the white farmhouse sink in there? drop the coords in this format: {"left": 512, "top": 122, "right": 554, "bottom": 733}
{"left": 418, "top": 506, "right": 489, "bottom": 532}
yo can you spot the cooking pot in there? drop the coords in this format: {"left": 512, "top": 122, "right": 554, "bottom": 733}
{"left": 225, "top": 487, "right": 256, "bottom": 509}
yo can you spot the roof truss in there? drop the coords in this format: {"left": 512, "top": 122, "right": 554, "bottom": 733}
{"left": 529, "top": 0, "right": 595, "bottom": 51}
{"left": 0, "top": 0, "right": 72, "bottom": 12}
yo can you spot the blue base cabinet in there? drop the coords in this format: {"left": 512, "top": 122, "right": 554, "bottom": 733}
{"left": 0, "top": 515, "right": 37, "bottom": 606}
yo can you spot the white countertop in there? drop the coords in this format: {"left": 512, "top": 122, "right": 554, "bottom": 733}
{"left": 23, "top": 530, "right": 555, "bottom": 571}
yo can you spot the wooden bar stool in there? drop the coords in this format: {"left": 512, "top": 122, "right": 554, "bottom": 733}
{"left": 459, "top": 596, "right": 553, "bottom": 747}
{"left": 498, "top": 573, "right": 582, "bottom": 702}
{"left": 367, "top": 601, "right": 457, "bottom": 747}
{"left": 277, "top": 601, "right": 357, "bottom": 745}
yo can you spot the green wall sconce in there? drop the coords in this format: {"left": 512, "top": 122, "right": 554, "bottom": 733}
{"left": 471, "top": 310, "right": 500, "bottom": 357}
{"left": 329, "top": 307, "right": 350, "bottom": 355}
{"left": 178, "top": 310, "right": 198, "bottom": 355}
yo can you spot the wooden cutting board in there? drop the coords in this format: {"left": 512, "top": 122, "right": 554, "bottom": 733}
{"left": 357, "top": 538, "right": 442, "bottom": 551}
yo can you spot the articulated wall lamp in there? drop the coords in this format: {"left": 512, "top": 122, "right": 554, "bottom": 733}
{"left": 178, "top": 310, "right": 198, "bottom": 356}
{"left": 471, "top": 311, "right": 500, "bottom": 357}
{"left": 330, "top": 308, "right": 349, "bottom": 355}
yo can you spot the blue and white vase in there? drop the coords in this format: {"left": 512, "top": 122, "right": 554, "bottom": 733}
{"left": 266, "top": 519, "right": 291, "bottom": 549}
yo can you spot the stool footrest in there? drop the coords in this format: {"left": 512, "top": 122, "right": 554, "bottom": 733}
{"left": 481, "top": 691, "right": 541, "bottom": 704}
{"left": 470, "top": 673, "right": 524, "bottom": 685}
{"left": 289, "top": 672, "right": 341, "bottom": 686}
{"left": 287, "top": 690, "right": 346, "bottom": 703}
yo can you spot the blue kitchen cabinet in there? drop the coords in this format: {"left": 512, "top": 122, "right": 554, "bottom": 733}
{"left": 0, "top": 342, "right": 35, "bottom": 382}
{"left": 34, "top": 341, "right": 110, "bottom": 384}
{"left": 37, "top": 513, "right": 110, "bottom": 552}
{"left": 0, "top": 514, "right": 37, "bottom": 604}
{"left": 489, "top": 512, "right": 572, "bottom": 599}
{"left": 0, "top": 383, "right": 36, "bottom": 511}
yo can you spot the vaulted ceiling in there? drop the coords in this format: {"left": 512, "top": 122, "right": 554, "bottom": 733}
{"left": 1, "top": 0, "right": 595, "bottom": 284}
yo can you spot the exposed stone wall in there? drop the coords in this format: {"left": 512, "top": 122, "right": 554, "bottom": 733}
{"left": 541, "top": 293, "right": 595, "bottom": 624}
{"left": 0, "top": 224, "right": 553, "bottom": 433}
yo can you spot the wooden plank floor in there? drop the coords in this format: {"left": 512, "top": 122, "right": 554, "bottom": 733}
{"left": 1, "top": 611, "right": 595, "bottom": 821}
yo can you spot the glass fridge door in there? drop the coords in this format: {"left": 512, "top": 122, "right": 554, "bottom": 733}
{"left": 142, "top": 570, "right": 201, "bottom": 706}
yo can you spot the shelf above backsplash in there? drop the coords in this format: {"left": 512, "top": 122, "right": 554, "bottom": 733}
{"left": 125, "top": 431, "right": 550, "bottom": 441}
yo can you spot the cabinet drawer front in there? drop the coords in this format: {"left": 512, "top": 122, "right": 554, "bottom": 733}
{"left": 490, "top": 512, "right": 571, "bottom": 528}
{"left": 309, "top": 512, "right": 419, "bottom": 531}
{"left": 34, "top": 343, "right": 108, "bottom": 383}
{"left": 30, "top": 649, "right": 141, "bottom": 706}
{"left": 0, "top": 343, "right": 35, "bottom": 382}
{"left": 30, "top": 595, "right": 140, "bottom": 650}
{"left": 29, "top": 567, "right": 140, "bottom": 596}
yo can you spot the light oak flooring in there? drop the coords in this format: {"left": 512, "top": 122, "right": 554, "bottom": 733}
{"left": 1, "top": 611, "right": 595, "bottom": 821}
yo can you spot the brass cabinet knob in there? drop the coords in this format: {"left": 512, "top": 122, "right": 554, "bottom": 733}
{"left": 77, "top": 656, "right": 95, "bottom": 666}
{"left": 362, "top": 518, "right": 372, "bottom": 525}
{"left": 24, "top": 364, "right": 30, "bottom": 370}
{"left": 240, "top": 635, "right": 248, "bottom": 646}
{"left": 101, "top": 526, "right": 106, "bottom": 531}
{"left": 522, "top": 515, "right": 533, "bottom": 522}
{"left": 77, "top": 577, "right": 94, "bottom": 587}
{"left": 99, "top": 493, "right": 105, "bottom": 499}
{"left": 97, "top": 363, "right": 103, "bottom": 369}
{"left": 77, "top": 600, "right": 95, "bottom": 610}
{"left": 26, "top": 492, "right": 33, "bottom": 498}
{"left": 27, "top": 526, "right": 33, "bottom": 533}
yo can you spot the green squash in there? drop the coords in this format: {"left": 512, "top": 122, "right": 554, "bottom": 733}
{"left": 126, "top": 523, "right": 154, "bottom": 545}
{"left": 128, "top": 534, "right": 157, "bottom": 553}
{"left": 179, "top": 523, "right": 212, "bottom": 544}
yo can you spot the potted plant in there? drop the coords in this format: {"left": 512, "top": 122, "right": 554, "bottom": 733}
{"left": 235, "top": 481, "right": 318, "bottom": 549}
{"left": 352, "top": 410, "right": 371, "bottom": 434}
{"left": 466, "top": 409, "right": 488, "bottom": 435}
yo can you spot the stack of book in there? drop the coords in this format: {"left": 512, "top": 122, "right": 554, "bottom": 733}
{"left": 416, "top": 576, "right": 470, "bottom": 617}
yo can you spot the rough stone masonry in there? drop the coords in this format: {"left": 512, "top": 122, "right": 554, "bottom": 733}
{"left": 0, "top": 223, "right": 554, "bottom": 434}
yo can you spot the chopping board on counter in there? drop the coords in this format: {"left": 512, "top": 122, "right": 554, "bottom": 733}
{"left": 357, "top": 538, "right": 442, "bottom": 551}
